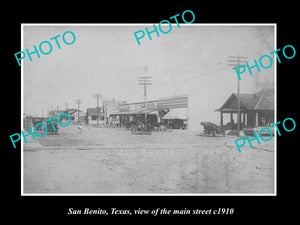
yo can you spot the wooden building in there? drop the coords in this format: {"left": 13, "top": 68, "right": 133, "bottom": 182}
{"left": 216, "top": 87, "right": 274, "bottom": 128}
{"left": 111, "top": 95, "right": 188, "bottom": 129}
{"left": 86, "top": 107, "right": 104, "bottom": 124}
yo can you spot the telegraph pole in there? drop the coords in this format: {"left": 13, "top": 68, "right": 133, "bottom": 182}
{"left": 75, "top": 99, "right": 82, "bottom": 124}
{"left": 93, "top": 94, "right": 102, "bottom": 125}
{"left": 228, "top": 56, "right": 247, "bottom": 137}
{"left": 138, "top": 77, "right": 152, "bottom": 133}
{"left": 56, "top": 105, "right": 59, "bottom": 116}
{"left": 65, "top": 102, "right": 68, "bottom": 120}
{"left": 50, "top": 106, "right": 53, "bottom": 117}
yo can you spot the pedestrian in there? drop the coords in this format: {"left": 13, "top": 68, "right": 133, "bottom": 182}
{"left": 78, "top": 124, "right": 82, "bottom": 134}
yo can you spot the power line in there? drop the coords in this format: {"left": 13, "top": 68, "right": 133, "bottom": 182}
{"left": 155, "top": 66, "right": 230, "bottom": 87}
{"left": 228, "top": 56, "right": 248, "bottom": 59}
{"left": 179, "top": 67, "right": 229, "bottom": 82}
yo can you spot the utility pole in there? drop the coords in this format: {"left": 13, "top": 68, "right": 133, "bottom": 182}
{"left": 93, "top": 94, "right": 102, "bottom": 125}
{"left": 56, "top": 105, "right": 59, "bottom": 116}
{"left": 65, "top": 102, "right": 68, "bottom": 120}
{"left": 50, "top": 106, "right": 53, "bottom": 117}
{"left": 75, "top": 99, "right": 82, "bottom": 124}
{"left": 228, "top": 56, "right": 247, "bottom": 137}
{"left": 138, "top": 76, "right": 152, "bottom": 133}
{"left": 103, "top": 100, "right": 107, "bottom": 126}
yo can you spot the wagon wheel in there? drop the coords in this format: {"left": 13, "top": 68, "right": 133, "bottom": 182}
{"left": 211, "top": 130, "right": 216, "bottom": 136}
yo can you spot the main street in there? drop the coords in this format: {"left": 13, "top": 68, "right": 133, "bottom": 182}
{"left": 23, "top": 125, "right": 275, "bottom": 194}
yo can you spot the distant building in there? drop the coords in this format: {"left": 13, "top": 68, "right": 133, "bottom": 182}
{"left": 85, "top": 100, "right": 127, "bottom": 125}
{"left": 86, "top": 107, "right": 104, "bottom": 125}
{"left": 49, "top": 110, "right": 65, "bottom": 117}
{"left": 65, "top": 109, "right": 77, "bottom": 119}
{"left": 65, "top": 109, "right": 86, "bottom": 124}
{"left": 103, "top": 100, "right": 127, "bottom": 125}
{"left": 23, "top": 115, "right": 34, "bottom": 131}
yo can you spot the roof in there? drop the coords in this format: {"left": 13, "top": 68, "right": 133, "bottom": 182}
{"left": 121, "top": 95, "right": 188, "bottom": 110}
{"left": 157, "top": 95, "right": 188, "bottom": 109}
{"left": 49, "top": 110, "right": 65, "bottom": 115}
{"left": 65, "top": 109, "right": 86, "bottom": 115}
{"left": 217, "top": 87, "right": 274, "bottom": 111}
{"left": 254, "top": 88, "right": 274, "bottom": 110}
{"left": 130, "top": 109, "right": 157, "bottom": 115}
{"left": 86, "top": 107, "right": 102, "bottom": 116}
{"left": 110, "top": 109, "right": 157, "bottom": 116}
{"left": 162, "top": 108, "right": 187, "bottom": 120}
{"left": 66, "top": 109, "right": 77, "bottom": 115}
{"left": 110, "top": 111, "right": 130, "bottom": 116}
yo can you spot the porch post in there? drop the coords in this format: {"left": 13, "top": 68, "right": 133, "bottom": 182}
{"left": 255, "top": 112, "right": 259, "bottom": 127}
{"left": 220, "top": 112, "right": 223, "bottom": 126}
{"left": 230, "top": 112, "right": 233, "bottom": 122}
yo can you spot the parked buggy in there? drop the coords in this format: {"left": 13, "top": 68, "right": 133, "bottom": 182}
{"left": 200, "top": 122, "right": 225, "bottom": 137}
{"left": 130, "top": 121, "right": 152, "bottom": 135}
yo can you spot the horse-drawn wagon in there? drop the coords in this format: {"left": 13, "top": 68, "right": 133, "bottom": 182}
{"left": 200, "top": 122, "right": 225, "bottom": 137}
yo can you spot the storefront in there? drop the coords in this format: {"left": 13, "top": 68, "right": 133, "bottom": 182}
{"left": 110, "top": 95, "right": 189, "bottom": 130}
{"left": 162, "top": 108, "right": 188, "bottom": 129}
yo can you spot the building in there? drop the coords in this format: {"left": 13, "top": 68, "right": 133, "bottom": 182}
{"left": 65, "top": 109, "right": 77, "bottom": 120}
{"left": 103, "top": 100, "right": 127, "bottom": 125}
{"left": 158, "top": 95, "right": 188, "bottom": 129}
{"left": 49, "top": 110, "right": 65, "bottom": 117}
{"left": 216, "top": 87, "right": 274, "bottom": 128}
{"left": 110, "top": 95, "right": 188, "bottom": 129}
{"left": 65, "top": 108, "right": 86, "bottom": 124}
{"left": 86, "top": 107, "right": 104, "bottom": 125}
{"left": 23, "top": 115, "right": 34, "bottom": 130}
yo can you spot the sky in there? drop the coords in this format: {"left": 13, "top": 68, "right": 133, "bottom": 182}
{"left": 23, "top": 24, "right": 275, "bottom": 129}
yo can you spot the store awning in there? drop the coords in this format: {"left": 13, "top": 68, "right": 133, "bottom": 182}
{"left": 110, "top": 111, "right": 130, "bottom": 116}
{"left": 130, "top": 109, "right": 157, "bottom": 115}
{"left": 162, "top": 108, "right": 187, "bottom": 120}
{"left": 110, "top": 109, "right": 157, "bottom": 116}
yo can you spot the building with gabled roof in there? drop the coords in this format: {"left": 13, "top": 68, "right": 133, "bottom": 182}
{"left": 86, "top": 107, "right": 104, "bottom": 124}
{"left": 216, "top": 87, "right": 274, "bottom": 128}
{"left": 64, "top": 108, "right": 86, "bottom": 123}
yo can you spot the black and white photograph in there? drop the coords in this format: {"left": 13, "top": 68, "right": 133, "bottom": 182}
{"left": 21, "top": 24, "right": 275, "bottom": 195}
{"left": 4, "top": 3, "right": 299, "bottom": 222}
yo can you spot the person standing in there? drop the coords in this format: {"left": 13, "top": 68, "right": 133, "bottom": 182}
{"left": 78, "top": 124, "right": 82, "bottom": 134}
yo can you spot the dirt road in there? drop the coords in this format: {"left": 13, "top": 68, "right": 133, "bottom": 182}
{"left": 23, "top": 125, "right": 275, "bottom": 194}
